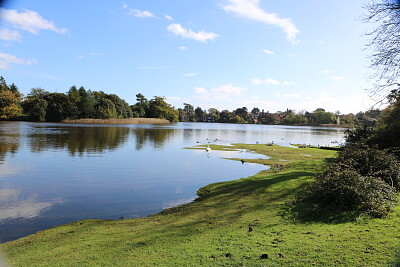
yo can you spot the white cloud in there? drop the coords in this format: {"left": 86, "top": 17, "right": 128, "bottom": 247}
{"left": 0, "top": 52, "right": 36, "bottom": 69}
{"left": 283, "top": 81, "right": 295, "bottom": 86}
{"left": 167, "top": 24, "right": 219, "bottom": 43}
{"left": 318, "top": 69, "right": 331, "bottom": 74}
{"left": 265, "top": 78, "right": 280, "bottom": 85}
{"left": 250, "top": 77, "right": 263, "bottom": 85}
{"left": 194, "top": 87, "right": 209, "bottom": 95}
{"left": 223, "top": 0, "right": 299, "bottom": 43}
{"left": 165, "top": 15, "right": 173, "bottom": 21}
{"left": 179, "top": 46, "right": 188, "bottom": 50}
{"left": 0, "top": 8, "right": 67, "bottom": 34}
{"left": 184, "top": 73, "right": 198, "bottom": 77}
{"left": 130, "top": 9, "right": 155, "bottom": 18}
{"left": 331, "top": 76, "right": 344, "bottom": 81}
{"left": 122, "top": 4, "right": 155, "bottom": 18}
{"left": 263, "top": 49, "right": 274, "bottom": 54}
{"left": 276, "top": 93, "right": 300, "bottom": 99}
{"left": 0, "top": 28, "right": 22, "bottom": 41}
{"left": 0, "top": 188, "right": 62, "bottom": 220}
{"left": 251, "top": 77, "right": 294, "bottom": 86}
{"left": 212, "top": 84, "right": 248, "bottom": 96}
{"left": 194, "top": 84, "right": 248, "bottom": 99}
{"left": 89, "top": 51, "right": 101, "bottom": 56}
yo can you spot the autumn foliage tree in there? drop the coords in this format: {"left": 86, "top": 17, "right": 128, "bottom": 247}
{"left": 0, "top": 77, "right": 23, "bottom": 120}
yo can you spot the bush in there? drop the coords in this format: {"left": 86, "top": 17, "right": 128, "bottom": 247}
{"left": 299, "top": 167, "right": 396, "bottom": 218}
{"left": 337, "top": 143, "right": 400, "bottom": 189}
{"left": 296, "top": 143, "right": 400, "bottom": 219}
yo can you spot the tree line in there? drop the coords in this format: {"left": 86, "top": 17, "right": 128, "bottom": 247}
{"left": 0, "top": 76, "right": 385, "bottom": 126}
{"left": 178, "top": 103, "right": 381, "bottom": 126}
{"left": 0, "top": 77, "right": 178, "bottom": 122}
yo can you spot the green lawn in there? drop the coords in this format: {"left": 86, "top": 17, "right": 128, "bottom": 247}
{"left": 1, "top": 144, "right": 399, "bottom": 266}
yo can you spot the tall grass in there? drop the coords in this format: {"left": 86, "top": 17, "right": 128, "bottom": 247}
{"left": 62, "top": 118, "right": 170, "bottom": 124}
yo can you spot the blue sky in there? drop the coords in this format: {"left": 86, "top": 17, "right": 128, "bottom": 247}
{"left": 0, "top": 0, "right": 377, "bottom": 113}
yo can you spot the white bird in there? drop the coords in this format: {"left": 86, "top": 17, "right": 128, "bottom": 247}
{"left": 206, "top": 144, "right": 211, "bottom": 152}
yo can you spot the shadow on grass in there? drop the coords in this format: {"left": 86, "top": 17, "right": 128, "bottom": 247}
{"left": 281, "top": 201, "right": 361, "bottom": 224}
{"left": 391, "top": 246, "right": 400, "bottom": 267}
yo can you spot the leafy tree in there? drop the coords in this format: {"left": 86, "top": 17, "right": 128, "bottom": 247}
{"left": 106, "top": 94, "right": 133, "bottom": 118}
{"left": 131, "top": 93, "right": 149, "bottom": 118}
{"left": 371, "top": 88, "right": 400, "bottom": 149}
{"left": 311, "top": 110, "right": 335, "bottom": 124}
{"left": 78, "top": 87, "right": 96, "bottom": 118}
{"left": 147, "top": 96, "right": 178, "bottom": 122}
{"left": 28, "top": 98, "right": 48, "bottom": 122}
{"left": 0, "top": 77, "right": 23, "bottom": 119}
{"left": 43, "top": 93, "right": 69, "bottom": 122}
{"left": 183, "top": 103, "right": 195, "bottom": 122}
{"left": 229, "top": 115, "right": 245, "bottom": 123}
{"left": 234, "top": 107, "right": 248, "bottom": 119}
{"left": 283, "top": 113, "right": 308, "bottom": 124}
{"left": 23, "top": 88, "right": 50, "bottom": 121}
{"left": 208, "top": 108, "right": 220, "bottom": 121}
{"left": 194, "top": 106, "right": 205, "bottom": 121}
{"left": 251, "top": 107, "right": 260, "bottom": 118}
{"left": 95, "top": 97, "right": 117, "bottom": 119}
{"left": 218, "top": 110, "right": 231, "bottom": 123}
{"left": 67, "top": 86, "right": 81, "bottom": 119}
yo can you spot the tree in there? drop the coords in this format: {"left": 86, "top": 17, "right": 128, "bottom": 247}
{"left": 229, "top": 115, "right": 245, "bottom": 123}
{"left": 28, "top": 98, "right": 48, "bottom": 122}
{"left": 251, "top": 107, "right": 260, "bottom": 118}
{"left": 311, "top": 110, "right": 335, "bottom": 124}
{"left": 234, "top": 107, "right": 248, "bottom": 119}
{"left": 365, "top": 0, "right": 400, "bottom": 96}
{"left": 147, "top": 96, "right": 178, "bottom": 122}
{"left": 219, "top": 110, "right": 231, "bottom": 123}
{"left": 67, "top": 86, "right": 81, "bottom": 119}
{"left": 194, "top": 106, "right": 205, "bottom": 121}
{"left": 183, "top": 103, "right": 195, "bottom": 122}
{"left": 131, "top": 93, "right": 149, "bottom": 118}
{"left": 208, "top": 108, "right": 220, "bottom": 122}
{"left": 371, "top": 88, "right": 400, "bottom": 149}
{"left": 43, "top": 93, "right": 69, "bottom": 122}
{"left": 0, "top": 77, "right": 23, "bottom": 119}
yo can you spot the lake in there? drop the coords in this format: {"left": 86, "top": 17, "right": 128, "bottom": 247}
{"left": 0, "top": 121, "right": 345, "bottom": 243}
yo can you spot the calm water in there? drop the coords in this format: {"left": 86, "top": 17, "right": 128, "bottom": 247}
{"left": 0, "top": 122, "right": 345, "bottom": 243}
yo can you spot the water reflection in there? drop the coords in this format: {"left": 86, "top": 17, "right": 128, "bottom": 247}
{"left": 0, "top": 188, "right": 62, "bottom": 220}
{"left": 0, "top": 122, "right": 20, "bottom": 162}
{"left": 27, "top": 126, "right": 130, "bottom": 156}
{"left": 0, "top": 162, "right": 31, "bottom": 178}
{"left": 133, "top": 128, "right": 176, "bottom": 150}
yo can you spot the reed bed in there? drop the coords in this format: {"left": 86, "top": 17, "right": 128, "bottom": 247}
{"left": 62, "top": 118, "right": 170, "bottom": 124}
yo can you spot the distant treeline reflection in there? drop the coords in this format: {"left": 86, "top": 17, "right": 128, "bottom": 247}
{"left": 0, "top": 125, "right": 20, "bottom": 162}
{"left": 25, "top": 126, "right": 175, "bottom": 156}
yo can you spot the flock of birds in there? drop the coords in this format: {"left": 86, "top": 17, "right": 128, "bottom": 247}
{"left": 198, "top": 138, "right": 341, "bottom": 153}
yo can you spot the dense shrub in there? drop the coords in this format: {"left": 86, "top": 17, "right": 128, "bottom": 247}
{"left": 337, "top": 144, "right": 400, "bottom": 189}
{"left": 299, "top": 167, "right": 396, "bottom": 218}
{"left": 296, "top": 144, "right": 400, "bottom": 218}
{"left": 344, "top": 126, "right": 374, "bottom": 146}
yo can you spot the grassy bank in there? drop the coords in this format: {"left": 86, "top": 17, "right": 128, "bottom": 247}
{"left": 62, "top": 118, "right": 170, "bottom": 124}
{"left": 1, "top": 144, "right": 399, "bottom": 266}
